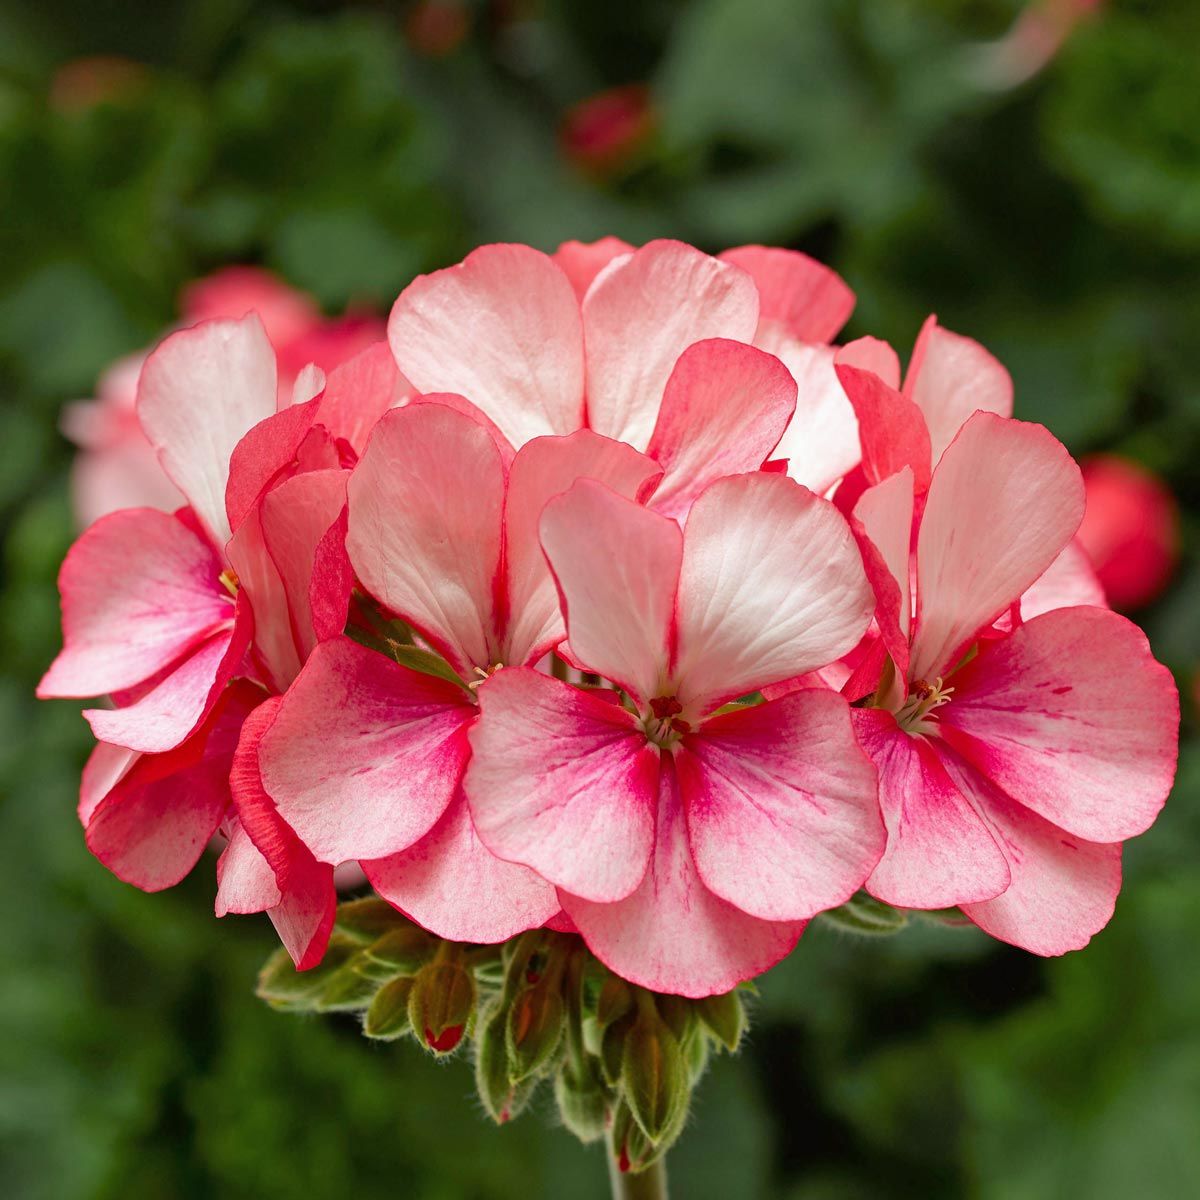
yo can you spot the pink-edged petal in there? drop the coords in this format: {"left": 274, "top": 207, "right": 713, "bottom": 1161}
{"left": 1019, "top": 539, "right": 1106, "bottom": 620}
{"left": 259, "top": 637, "right": 472, "bottom": 864}
{"left": 85, "top": 596, "right": 253, "bottom": 754}
{"left": 138, "top": 315, "right": 278, "bottom": 547}
{"left": 680, "top": 689, "right": 882, "bottom": 921}
{"left": 290, "top": 364, "right": 326, "bottom": 406}
{"left": 348, "top": 403, "right": 504, "bottom": 676}
{"left": 216, "top": 818, "right": 281, "bottom": 914}
{"left": 911, "top": 412, "right": 1085, "bottom": 682}
{"left": 79, "top": 740, "right": 137, "bottom": 826}
{"left": 852, "top": 467, "right": 915, "bottom": 675}
{"left": 553, "top": 237, "right": 635, "bottom": 299}
{"left": 225, "top": 400, "right": 319, "bottom": 533}
{"left": 228, "top": 697, "right": 336, "bottom": 969}
{"left": 852, "top": 709, "right": 1010, "bottom": 909}
{"left": 309, "top": 505, "right": 353, "bottom": 645}
{"left": 259, "top": 469, "right": 349, "bottom": 662}
{"left": 84, "top": 682, "right": 259, "bottom": 891}
{"left": 645, "top": 338, "right": 797, "bottom": 520}
{"left": 562, "top": 758, "right": 805, "bottom": 998}
{"left": 673, "top": 473, "right": 874, "bottom": 712}
{"left": 40, "top": 508, "right": 232, "bottom": 698}
{"left": 407, "top": 391, "right": 517, "bottom": 467}
{"left": 943, "top": 754, "right": 1124, "bottom": 956}
{"left": 503, "top": 431, "right": 660, "bottom": 666}
{"left": 366, "top": 792, "right": 559, "bottom": 944}
{"left": 718, "top": 245, "right": 854, "bottom": 344}
{"left": 540, "top": 479, "right": 681, "bottom": 705}
{"left": 583, "top": 240, "right": 760, "bottom": 449}
{"left": 838, "top": 336, "right": 902, "bottom": 389}
{"left": 388, "top": 244, "right": 584, "bottom": 448}
{"left": 835, "top": 357, "right": 932, "bottom": 493}
{"left": 466, "top": 669, "right": 658, "bottom": 903}
{"left": 71, "top": 439, "right": 185, "bottom": 528}
{"left": 314, "top": 341, "right": 412, "bottom": 456}
{"left": 939, "top": 606, "right": 1178, "bottom": 843}
{"left": 905, "top": 316, "right": 1013, "bottom": 464}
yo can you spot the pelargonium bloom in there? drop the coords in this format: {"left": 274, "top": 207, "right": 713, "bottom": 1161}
{"left": 465, "top": 472, "right": 883, "bottom": 997}
{"left": 844, "top": 404, "right": 1178, "bottom": 953}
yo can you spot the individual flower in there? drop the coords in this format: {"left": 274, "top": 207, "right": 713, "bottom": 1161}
{"left": 64, "top": 266, "right": 385, "bottom": 527}
{"left": 1076, "top": 453, "right": 1180, "bottom": 611}
{"left": 465, "top": 472, "right": 883, "bottom": 997}
{"left": 840, "top": 393, "right": 1178, "bottom": 953}
{"left": 258, "top": 401, "right": 665, "bottom": 944}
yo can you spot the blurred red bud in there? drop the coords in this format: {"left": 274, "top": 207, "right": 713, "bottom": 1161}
{"left": 49, "top": 56, "right": 148, "bottom": 112}
{"left": 405, "top": 1, "right": 471, "bottom": 59}
{"left": 561, "top": 85, "right": 654, "bottom": 177}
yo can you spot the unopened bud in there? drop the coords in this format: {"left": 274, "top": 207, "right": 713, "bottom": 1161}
{"left": 359, "top": 925, "right": 437, "bottom": 979}
{"left": 554, "top": 1058, "right": 610, "bottom": 1144}
{"left": 256, "top": 940, "right": 353, "bottom": 1012}
{"left": 363, "top": 976, "right": 414, "bottom": 1040}
{"left": 506, "top": 982, "right": 565, "bottom": 1084}
{"left": 621, "top": 1008, "right": 689, "bottom": 1143}
{"left": 610, "top": 1098, "right": 655, "bottom": 1175}
{"left": 596, "top": 974, "right": 634, "bottom": 1027}
{"left": 408, "top": 959, "right": 476, "bottom": 1055}
{"left": 334, "top": 896, "right": 406, "bottom": 944}
{"left": 316, "top": 956, "right": 382, "bottom": 1013}
{"left": 475, "top": 1004, "right": 536, "bottom": 1124}
{"left": 695, "top": 990, "right": 745, "bottom": 1052}
{"left": 600, "top": 1010, "right": 635, "bottom": 1087}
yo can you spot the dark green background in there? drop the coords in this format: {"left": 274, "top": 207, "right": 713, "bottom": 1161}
{"left": 2, "top": 1, "right": 1198, "bottom": 1196}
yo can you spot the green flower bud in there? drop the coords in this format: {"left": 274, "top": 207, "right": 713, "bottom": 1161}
{"left": 621, "top": 1007, "right": 689, "bottom": 1143}
{"left": 610, "top": 1098, "right": 656, "bottom": 1174}
{"left": 596, "top": 974, "right": 634, "bottom": 1027}
{"left": 316, "top": 957, "right": 381, "bottom": 1013}
{"left": 695, "top": 989, "right": 746, "bottom": 1052}
{"left": 475, "top": 1004, "right": 537, "bottom": 1124}
{"left": 506, "top": 982, "right": 566, "bottom": 1084}
{"left": 334, "top": 897, "right": 406, "bottom": 944}
{"left": 821, "top": 891, "right": 908, "bottom": 935}
{"left": 553, "top": 1057, "right": 610, "bottom": 1144}
{"left": 362, "top": 976, "right": 415, "bottom": 1040}
{"left": 600, "top": 1010, "right": 635, "bottom": 1087}
{"left": 408, "top": 958, "right": 476, "bottom": 1055}
{"left": 654, "top": 993, "right": 695, "bottom": 1041}
{"left": 256, "top": 941, "right": 354, "bottom": 1011}
{"left": 359, "top": 926, "right": 437, "bottom": 978}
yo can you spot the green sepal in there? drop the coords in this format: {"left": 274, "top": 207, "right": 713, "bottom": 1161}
{"left": 363, "top": 976, "right": 415, "bottom": 1040}
{"left": 554, "top": 1057, "right": 611, "bottom": 1144}
{"left": 255, "top": 939, "right": 356, "bottom": 1012}
{"left": 333, "top": 897, "right": 406, "bottom": 944}
{"left": 600, "top": 1010, "right": 636, "bottom": 1087}
{"left": 596, "top": 973, "right": 634, "bottom": 1027}
{"left": 820, "top": 891, "right": 909, "bottom": 935}
{"left": 475, "top": 1004, "right": 538, "bottom": 1125}
{"left": 361, "top": 926, "right": 438, "bottom": 976}
{"left": 695, "top": 989, "right": 746, "bottom": 1051}
{"left": 316, "top": 957, "right": 381, "bottom": 1013}
{"left": 505, "top": 983, "right": 566, "bottom": 1084}
{"left": 621, "top": 1011, "right": 689, "bottom": 1143}
{"left": 387, "top": 644, "right": 466, "bottom": 687}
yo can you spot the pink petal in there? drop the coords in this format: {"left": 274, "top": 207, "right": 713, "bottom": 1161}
{"left": 40, "top": 508, "right": 232, "bottom": 698}
{"left": 852, "top": 709, "right": 1010, "bottom": 909}
{"left": 309, "top": 505, "right": 353, "bottom": 645}
{"left": 645, "top": 338, "right": 797, "bottom": 520}
{"left": 939, "top": 606, "right": 1178, "bottom": 843}
{"left": 562, "top": 759, "right": 805, "bottom": 998}
{"left": 79, "top": 740, "right": 137, "bottom": 826}
{"left": 582, "top": 240, "right": 760, "bottom": 449}
{"left": 502, "top": 430, "right": 659, "bottom": 666}
{"left": 85, "top": 596, "right": 252, "bottom": 754}
{"left": 406, "top": 392, "right": 517, "bottom": 468}
{"left": 365, "top": 793, "right": 560, "bottom": 944}
{"left": 138, "top": 315, "right": 278, "bottom": 548}
{"left": 259, "top": 637, "right": 472, "bottom": 864}
{"left": 216, "top": 818, "right": 281, "bottom": 914}
{"left": 680, "top": 689, "right": 882, "bottom": 921}
{"left": 905, "top": 317, "right": 1013, "bottom": 464}
{"left": 539, "top": 479, "right": 681, "bottom": 705}
{"left": 314, "top": 341, "right": 412, "bottom": 456}
{"left": 1019, "top": 539, "right": 1106, "bottom": 621}
{"left": 552, "top": 237, "right": 635, "bottom": 299}
{"left": 70, "top": 438, "right": 185, "bottom": 528}
{"left": 944, "top": 755, "right": 1124, "bottom": 956}
{"left": 838, "top": 336, "right": 902, "bottom": 389}
{"left": 911, "top": 413, "right": 1085, "bottom": 682}
{"left": 673, "top": 473, "right": 874, "bottom": 712}
{"left": 84, "top": 683, "right": 259, "bottom": 891}
{"left": 466, "top": 669, "right": 658, "bottom": 903}
{"left": 388, "top": 244, "right": 585, "bottom": 448}
{"left": 718, "top": 245, "right": 854, "bottom": 344}
{"left": 347, "top": 404, "right": 505, "bottom": 677}
{"left": 835, "top": 358, "right": 932, "bottom": 493}
{"left": 290, "top": 363, "right": 326, "bottom": 407}
{"left": 225, "top": 400, "right": 319, "bottom": 533}
{"left": 852, "top": 467, "right": 915, "bottom": 676}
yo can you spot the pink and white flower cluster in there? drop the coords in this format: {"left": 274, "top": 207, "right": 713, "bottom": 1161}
{"left": 41, "top": 239, "right": 1179, "bottom": 997}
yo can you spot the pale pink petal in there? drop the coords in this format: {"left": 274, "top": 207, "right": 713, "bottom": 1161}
{"left": 138, "top": 315, "right": 278, "bottom": 547}
{"left": 645, "top": 338, "right": 797, "bottom": 520}
{"left": 84, "top": 600, "right": 252, "bottom": 754}
{"left": 911, "top": 413, "right": 1085, "bottom": 682}
{"left": 71, "top": 438, "right": 184, "bottom": 528}
{"left": 905, "top": 317, "right": 1013, "bottom": 464}
{"left": 388, "top": 244, "right": 584, "bottom": 448}
{"left": 503, "top": 431, "right": 659, "bottom": 666}
{"left": 837, "top": 336, "right": 902, "bottom": 389}
{"left": 944, "top": 755, "right": 1124, "bottom": 956}
{"left": 553, "top": 237, "right": 635, "bottom": 299}
{"left": 583, "top": 240, "right": 760, "bottom": 449}
{"left": 718, "top": 245, "right": 854, "bottom": 343}
{"left": 852, "top": 709, "right": 1010, "bottom": 909}
{"left": 562, "top": 760, "right": 805, "bottom": 998}
{"left": 314, "top": 341, "right": 413, "bottom": 456}
{"left": 366, "top": 793, "right": 559, "bottom": 944}
{"left": 852, "top": 467, "right": 915, "bottom": 674}
{"left": 673, "top": 473, "right": 874, "bottom": 712}
{"left": 79, "top": 740, "right": 137, "bottom": 826}
{"left": 84, "top": 683, "right": 259, "bottom": 891}
{"left": 835, "top": 358, "right": 932, "bottom": 493}
{"left": 347, "top": 404, "right": 505, "bottom": 676}
{"left": 939, "top": 606, "right": 1178, "bottom": 843}
{"left": 182, "top": 266, "right": 319, "bottom": 347}
{"left": 406, "top": 391, "right": 517, "bottom": 467}
{"left": 466, "top": 669, "right": 658, "bottom": 903}
{"left": 39, "top": 508, "right": 232, "bottom": 698}
{"left": 680, "top": 689, "right": 882, "bottom": 921}
{"left": 539, "top": 480, "right": 681, "bottom": 705}
{"left": 259, "top": 637, "right": 472, "bottom": 864}
{"left": 290, "top": 363, "right": 326, "bottom": 407}
{"left": 216, "top": 819, "right": 281, "bottom": 914}
{"left": 259, "top": 469, "right": 349, "bottom": 662}
{"left": 1019, "top": 539, "right": 1106, "bottom": 620}
{"left": 225, "top": 400, "right": 319, "bottom": 533}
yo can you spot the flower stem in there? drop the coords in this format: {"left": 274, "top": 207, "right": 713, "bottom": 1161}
{"left": 606, "top": 1136, "right": 668, "bottom": 1200}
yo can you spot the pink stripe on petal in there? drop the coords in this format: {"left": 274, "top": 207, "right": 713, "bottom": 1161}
{"left": 852, "top": 467, "right": 915, "bottom": 676}
{"left": 314, "top": 341, "right": 412, "bottom": 456}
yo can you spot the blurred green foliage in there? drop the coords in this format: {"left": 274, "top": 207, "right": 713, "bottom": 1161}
{"left": 1, "top": 1, "right": 1197, "bottom": 1197}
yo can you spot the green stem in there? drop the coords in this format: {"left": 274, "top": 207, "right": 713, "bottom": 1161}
{"left": 606, "top": 1135, "right": 668, "bottom": 1200}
